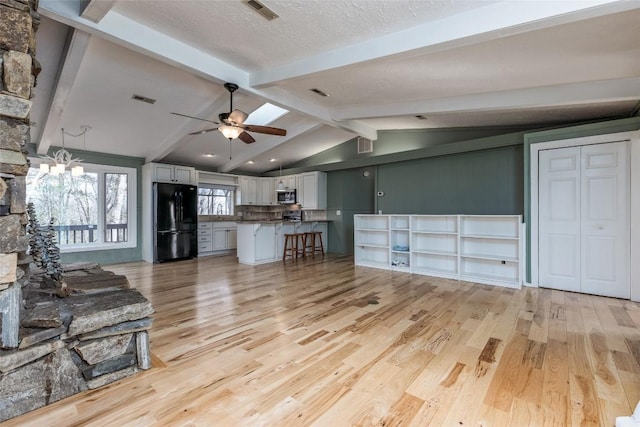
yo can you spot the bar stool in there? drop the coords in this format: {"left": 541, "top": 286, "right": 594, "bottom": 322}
{"left": 303, "top": 231, "right": 324, "bottom": 256}
{"left": 283, "top": 233, "right": 306, "bottom": 261}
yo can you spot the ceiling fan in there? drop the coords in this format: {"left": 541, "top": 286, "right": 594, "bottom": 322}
{"left": 171, "top": 82, "right": 287, "bottom": 144}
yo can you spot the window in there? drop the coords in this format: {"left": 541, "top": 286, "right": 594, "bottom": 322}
{"left": 198, "top": 184, "right": 235, "bottom": 215}
{"left": 26, "top": 161, "right": 137, "bottom": 252}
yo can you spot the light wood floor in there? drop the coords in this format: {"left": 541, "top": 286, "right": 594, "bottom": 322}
{"left": 5, "top": 254, "right": 640, "bottom": 426}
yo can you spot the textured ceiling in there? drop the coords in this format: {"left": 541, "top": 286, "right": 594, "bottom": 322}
{"left": 32, "top": 0, "right": 640, "bottom": 174}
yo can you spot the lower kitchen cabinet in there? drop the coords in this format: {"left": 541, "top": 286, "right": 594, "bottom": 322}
{"left": 198, "top": 221, "right": 237, "bottom": 256}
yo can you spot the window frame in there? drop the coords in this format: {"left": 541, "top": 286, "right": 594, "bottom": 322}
{"left": 197, "top": 183, "right": 235, "bottom": 216}
{"left": 27, "top": 158, "right": 137, "bottom": 253}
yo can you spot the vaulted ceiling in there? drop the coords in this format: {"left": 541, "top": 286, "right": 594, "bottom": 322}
{"left": 32, "top": 0, "right": 640, "bottom": 174}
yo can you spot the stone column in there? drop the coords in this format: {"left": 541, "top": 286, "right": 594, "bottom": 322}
{"left": 0, "top": 0, "right": 39, "bottom": 348}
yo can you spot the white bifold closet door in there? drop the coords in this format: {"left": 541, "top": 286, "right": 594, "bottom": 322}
{"left": 539, "top": 141, "right": 629, "bottom": 298}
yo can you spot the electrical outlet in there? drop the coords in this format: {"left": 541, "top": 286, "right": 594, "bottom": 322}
{"left": 336, "top": 210, "right": 341, "bottom": 216}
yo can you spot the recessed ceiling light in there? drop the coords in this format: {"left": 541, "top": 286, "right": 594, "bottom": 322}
{"left": 269, "top": 158, "right": 276, "bottom": 162}
{"left": 310, "top": 88, "right": 329, "bottom": 97}
{"left": 203, "top": 153, "right": 215, "bottom": 158}
{"left": 247, "top": 160, "right": 254, "bottom": 164}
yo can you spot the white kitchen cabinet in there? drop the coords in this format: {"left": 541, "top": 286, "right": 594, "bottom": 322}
{"left": 238, "top": 176, "right": 258, "bottom": 205}
{"left": 212, "top": 221, "right": 237, "bottom": 251}
{"left": 147, "top": 163, "right": 195, "bottom": 184}
{"left": 240, "top": 176, "right": 276, "bottom": 205}
{"left": 296, "top": 172, "right": 326, "bottom": 209}
{"left": 213, "top": 229, "right": 227, "bottom": 250}
{"left": 197, "top": 222, "right": 213, "bottom": 255}
{"left": 257, "top": 177, "right": 274, "bottom": 205}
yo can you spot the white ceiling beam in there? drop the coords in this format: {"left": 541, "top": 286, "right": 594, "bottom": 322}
{"left": 250, "top": 0, "right": 636, "bottom": 88}
{"left": 36, "top": 29, "right": 91, "bottom": 155}
{"left": 218, "top": 119, "right": 322, "bottom": 173}
{"left": 332, "top": 77, "right": 640, "bottom": 120}
{"left": 38, "top": 0, "right": 377, "bottom": 141}
{"left": 145, "top": 94, "right": 230, "bottom": 163}
{"left": 80, "top": 0, "right": 118, "bottom": 23}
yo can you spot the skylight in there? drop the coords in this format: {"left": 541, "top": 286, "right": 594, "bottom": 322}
{"left": 246, "top": 103, "right": 288, "bottom": 126}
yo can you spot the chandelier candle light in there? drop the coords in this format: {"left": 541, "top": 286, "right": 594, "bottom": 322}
{"left": 39, "top": 127, "right": 89, "bottom": 176}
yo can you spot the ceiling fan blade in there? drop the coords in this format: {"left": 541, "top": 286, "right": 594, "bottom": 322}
{"left": 171, "top": 112, "right": 219, "bottom": 124}
{"left": 242, "top": 124, "right": 287, "bottom": 136}
{"left": 228, "top": 109, "right": 248, "bottom": 125}
{"left": 238, "top": 131, "right": 255, "bottom": 144}
{"left": 188, "top": 127, "right": 218, "bottom": 135}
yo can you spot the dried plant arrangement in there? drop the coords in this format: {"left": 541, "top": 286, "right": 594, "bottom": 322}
{"left": 26, "top": 202, "right": 69, "bottom": 297}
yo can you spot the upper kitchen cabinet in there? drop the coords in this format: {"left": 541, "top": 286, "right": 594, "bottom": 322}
{"left": 274, "top": 175, "right": 296, "bottom": 192}
{"left": 257, "top": 177, "right": 275, "bottom": 205}
{"left": 296, "top": 172, "right": 327, "bottom": 209}
{"left": 148, "top": 163, "right": 196, "bottom": 184}
{"left": 238, "top": 176, "right": 258, "bottom": 205}
{"left": 238, "top": 176, "right": 274, "bottom": 205}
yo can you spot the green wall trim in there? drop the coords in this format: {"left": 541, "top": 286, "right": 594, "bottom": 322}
{"left": 523, "top": 117, "right": 640, "bottom": 283}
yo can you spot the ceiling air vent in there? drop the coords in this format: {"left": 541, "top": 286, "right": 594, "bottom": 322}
{"left": 243, "top": 0, "right": 279, "bottom": 21}
{"left": 357, "top": 137, "right": 373, "bottom": 154}
{"left": 131, "top": 94, "right": 156, "bottom": 105}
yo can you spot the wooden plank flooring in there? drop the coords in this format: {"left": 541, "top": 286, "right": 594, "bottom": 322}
{"left": 5, "top": 254, "right": 640, "bottom": 426}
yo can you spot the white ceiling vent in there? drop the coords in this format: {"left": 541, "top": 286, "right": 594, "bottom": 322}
{"left": 243, "top": 0, "right": 279, "bottom": 21}
{"left": 357, "top": 137, "right": 373, "bottom": 154}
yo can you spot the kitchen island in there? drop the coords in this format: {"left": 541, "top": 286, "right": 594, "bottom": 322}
{"left": 236, "top": 221, "right": 328, "bottom": 265}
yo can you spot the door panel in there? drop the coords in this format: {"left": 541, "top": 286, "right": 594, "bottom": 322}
{"left": 539, "top": 142, "right": 629, "bottom": 298}
{"left": 580, "top": 142, "right": 628, "bottom": 298}
{"left": 539, "top": 147, "right": 581, "bottom": 292}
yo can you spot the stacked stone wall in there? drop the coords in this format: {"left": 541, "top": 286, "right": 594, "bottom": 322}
{"left": 0, "top": 0, "right": 36, "bottom": 350}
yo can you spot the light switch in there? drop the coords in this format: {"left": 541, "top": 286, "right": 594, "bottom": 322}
{"left": 336, "top": 210, "right": 341, "bottom": 216}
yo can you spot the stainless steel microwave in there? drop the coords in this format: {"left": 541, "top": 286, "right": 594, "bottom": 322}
{"left": 277, "top": 190, "right": 296, "bottom": 204}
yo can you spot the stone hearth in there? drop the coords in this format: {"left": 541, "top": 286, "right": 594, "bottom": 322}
{"left": 0, "top": 264, "right": 154, "bottom": 422}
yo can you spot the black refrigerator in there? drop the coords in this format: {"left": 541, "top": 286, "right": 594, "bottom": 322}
{"left": 153, "top": 182, "right": 198, "bottom": 262}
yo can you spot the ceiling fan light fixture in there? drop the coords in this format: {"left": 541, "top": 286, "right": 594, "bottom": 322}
{"left": 219, "top": 125, "right": 243, "bottom": 140}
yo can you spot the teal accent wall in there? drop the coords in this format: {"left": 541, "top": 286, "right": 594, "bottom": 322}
{"left": 376, "top": 145, "right": 523, "bottom": 215}
{"left": 326, "top": 167, "right": 375, "bottom": 254}
{"left": 287, "top": 126, "right": 536, "bottom": 172}
{"left": 28, "top": 144, "right": 145, "bottom": 265}
{"left": 522, "top": 117, "right": 640, "bottom": 283}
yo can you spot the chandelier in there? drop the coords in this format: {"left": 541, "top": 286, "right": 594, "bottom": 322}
{"left": 39, "top": 127, "right": 88, "bottom": 177}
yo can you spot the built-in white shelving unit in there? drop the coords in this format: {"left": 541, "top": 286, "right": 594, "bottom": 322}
{"left": 354, "top": 214, "right": 523, "bottom": 288}
{"left": 354, "top": 215, "right": 390, "bottom": 269}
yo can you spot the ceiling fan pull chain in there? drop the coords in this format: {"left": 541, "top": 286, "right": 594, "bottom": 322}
{"left": 229, "top": 139, "right": 232, "bottom": 160}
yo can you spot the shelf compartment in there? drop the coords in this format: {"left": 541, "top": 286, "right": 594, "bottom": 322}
{"left": 355, "top": 246, "right": 389, "bottom": 269}
{"left": 390, "top": 215, "right": 410, "bottom": 230}
{"left": 411, "top": 252, "right": 458, "bottom": 276}
{"left": 355, "top": 229, "right": 389, "bottom": 247}
{"left": 412, "top": 215, "right": 458, "bottom": 234}
{"left": 354, "top": 215, "right": 388, "bottom": 231}
{"left": 412, "top": 233, "right": 457, "bottom": 254}
{"left": 390, "top": 229, "right": 410, "bottom": 252}
{"left": 459, "top": 216, "right": 520, "bottom": 239}
{"left": 390, "top": 251, "right": 410, "bottom": 269}
{"left": 460, "top": 236, "right": 519, "bottom": 260}
{"left": 460, "top": 257, "right": 519, "bottom": 287}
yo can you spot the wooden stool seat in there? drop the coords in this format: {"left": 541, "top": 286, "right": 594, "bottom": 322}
{"left": 303, "top": 231, "right": 324, "bottom": 256}
{"left": 283, "top": 233, "right": 306, "bottom": 261}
